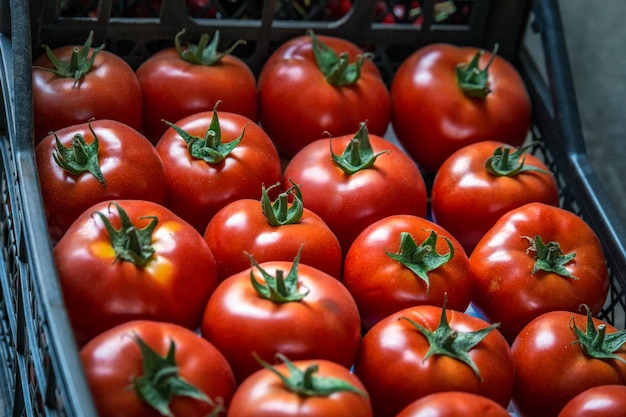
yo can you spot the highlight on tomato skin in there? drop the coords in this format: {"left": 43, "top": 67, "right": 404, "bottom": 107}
{"left": 557, "top": 385, "right": 626, "bottom": 417}
{"left": 394, "top": 391, "right": 511, "bottom": 417}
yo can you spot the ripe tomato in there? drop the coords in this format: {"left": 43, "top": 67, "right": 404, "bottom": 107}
{"left": 201, "top": 252, "right": 361, "bottom": 383}
{"left": 81, "top": 320, "right": 236, "bottom": 417}
{"left": 227, "top": 355, "right": 372, "bottom": 417}
{"left": 343, "top": 214, "right": 473, "bottom": 331}
{"left": 390, "top": 43, "right": 531, "bottom": 173}
{"left": 204, "top": 181, "right": 342, "bottom": 281}
{"left": 258, "top": 30, "right": 390, "bottom": 157}
{"left": 395, "top": 391, "right": 511, "bottom": 417}
{"left": 282, "top": 122, "right": 427, "bottom": 251}
{"left": 511, "top": 307, "right": 626, "bottom": 417}
{"left": 353, "top": 303, "right": 514, "bottom": 417}
{"left": 136, "top": 29, "right": 257, "bottom": 143}
{"left": 557, "top": 385, "right": 626, "bottom": 417}
{"left": 431, "top": 141, "right": 560, "bottom": 254}
{"left": 155, "top": 106, "right": 282, "bottom": 233}
{"left": 35, "top": 119, "right": 166, "bottom": 242}
{"left": 32, "top": 31, "right": 142, "bottom": 143}
{"left": 54, "top": 200, "right": 218, "bottom": 346}
{"left": 469, "top": 202, "right": 610, "bottom": 342}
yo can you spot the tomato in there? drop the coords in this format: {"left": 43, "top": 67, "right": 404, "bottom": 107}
{"left": 343, "top": 214, "right": 473, "bottom": 331}
{"left": 201, "top": 251, "right": 361, "bottom": 383}
{"left": 36, "top": 119, "right": 166, "bottom": 242}
{"left": 353, "top": 302, "right": 514, "bottom": 417}
{"left": 390, "top": 43, "right": 531, "bottom": 173}
{"left": 136, "top": 29, "right": 257, "bottom": 143}
{"left": 282, "top": 122, "right": 427, "bottom": 251}
{"left": 557, "top": 385, "right": 626, "bottom": 417}
{"left": 395, "top": 391, "right": 511, "bottom": 417}
{"left": 226, "top": 354, "right": 372, "bottom": 417}
{"left": 80, "top": 320, "right": 236, "bottom": 417}
{"left": 54, "top": 200, "right": 218, "bottom": 346}
{"left": 431, "top": 141, "right": 560, "bottom": 254}
{"left": 155, "top": 106, "right": 282, "bottom": 233}
{"left": 469, "top": 202, "right": 610, "bottom": 342}
{"left": 257, "top": 30, "right": 390, "bottom": 157}
{"left": 32, "top": 31, "right": 142, "bottom": 143}
{"left": 204, "top": 181, "right": 342, "bottom": 281}
{"left": 511, "top": 306, "right": 626, "bottom": 417}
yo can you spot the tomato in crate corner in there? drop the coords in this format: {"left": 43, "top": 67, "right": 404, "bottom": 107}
{"left": 390, "top": 43, "right": 531, "bottom": 173}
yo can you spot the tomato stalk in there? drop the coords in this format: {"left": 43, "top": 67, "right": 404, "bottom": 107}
{"left": 523, "top": 235, "right": 578, "bottom": 279}
{"left": 386, "top": 231, "right": 454, "bottom": 290}
{"left": 399, "top": 296, "right": 500, "bottom": 380}
{"left": 175, "top": 28, "right": 245, "bottom": 66}
{"left": 484, "top": 143, "right": 551, "bottom": 176}
{"left": 255, "top": 353, "right": 368, "bottom": 397}
{"left": 52, "top": 120, "right": 105, "bottom": 186}
{"left": 246, "top": 247, "right": 309, "bottom": 303}
{"left": 570, "top": 304, "right": 626, "bottom": 364}
{"left": 455, "top": 44, "right": 499, "bottom": 99}
{"left": 261, "top": 180, "right": 305, "bottom": 226}
{"left": 331, "top": 122, "right": 388, "bottom": 174}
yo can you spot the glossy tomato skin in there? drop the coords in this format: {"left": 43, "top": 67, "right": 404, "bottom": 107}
{"left": 201, "top": 261, "right": 361, "bottom": 382}
{"left": 469, "top": 202, "right": 609, "bottom": 342}
{"left": 353, "top": 305, "right": 514, "bottom": 417}
{"left": 81, "top": 320, "right": 236, "bottom": 417}
{"left": 54, "top": 199, "right": 218, "bottom": 346}
{"left": 395, "top": 391, "right": 511, "bottom": 417}
{"left": 204, "top": 198, "right": 342, "bottom": 281}
{"left": 343, "top": 214, "right": 473, "bottom": 331}
{"left": 226, "top": 359, "right": 372, "bottom": 417}
{"left": 391, "top": 43, "right": 531, "bottom": 173}
{"left": 136, "top": 47, "right": 257, "bottom": 143}
{"left": 557, "top": 385, "right": 626, "bottom": 417}
{"left": 282, "top": 133, "right": 427, "bottom": 251}
{"left": 155, "top": 111, "right": 282, "bottom": 233}
{"left": 36, "top": 119, "right": 166, "bottom": 242}
{"left": 258, "top": 33, "right": 390, "bottom": 157}
{"left": 431, "top": 140, "right": 560, "bottom": 254}
{"left": 33, "top": 45, "right": 142, "bottom": 144}
{"left": 511, "top": 311, "right": 626, "bottom": 417}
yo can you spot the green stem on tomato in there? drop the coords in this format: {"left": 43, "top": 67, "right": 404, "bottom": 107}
{"left": 330, "top": 122, "right": 388, "bottom": 175}
{"left": 175, "top": 28, "right": 245, "bottom": 66}
{"left": 261, "top": 180, "right": 305, "bottom": 226}
{"left": 484, "top": 143, "right": 551, "bottom": 177}
{"left": 455, "top": 44, "right": 499, "bottom": 99}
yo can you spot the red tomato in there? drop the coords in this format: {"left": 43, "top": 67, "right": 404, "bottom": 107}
{"left": 511, "top": 307, "right": 626, "bottom": 417}
{"left": 343, "top": 214, "right": 473, "bottom": 331}
{"left": 32, "top": 32, "right": 142, "bottom": 143}
{"left": 155, "top": 107, "right": 282, "bottom": 233}
{"left": 282, "top": 122, "right": 427, "bottom": 251}
{"left": 557, "top": 385, "right": 626, "bottom": 417}
{"left": 204, "top": 181, "right": 342, "bottom": 281}
{"left": 201, "top": 253, "right": 361, "bottom": 383}
{"left": 395, "top": 391, "right": 511, "bottom": 417}
{"left": 54, "top": 200, "right": 218, "bottom": 346}
{"left": 36, "top": 119, "right": 166, "bottom": 242}
{"left": 258, "top": 30, "right": 390, "bottom": 157}
{"left": 136, "top": 29, "right": 257, "bottom": 143}
{"left": 469, "top": 202, "right": 610, "bottom": 342}
{"left": 353, "top": 303, "right": 514, "bottom": 417}
{"left": 227, "top": 355, "right": 373, "bottom": 417}
{"left": 81, "top": 320, "right": 236, "bottom": 417}
{"left": 431, "top": 141, "right": 560, "bottom": 253}
{"left": 390, "top": 43, "right": 531, "bottom": 173}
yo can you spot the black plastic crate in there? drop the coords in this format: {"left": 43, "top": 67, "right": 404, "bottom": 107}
{"left": 0, "top": 0, "right": 625, "bottom": 415}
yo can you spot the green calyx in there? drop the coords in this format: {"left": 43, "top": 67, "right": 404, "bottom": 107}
{"left": 484, "top": 143, "right": 551, "bottom": 177}
{"left": 523, "top": 235, "right": 578, "bottom": 280}
{"left": 247, "top": 246, "right": 309, "bottom": 303}
{"left": 175, "top": 28, "right": 245, "bottom": 66}
{"left": 255, "top": 353, "right": 367, "bottom": 398}
{"left": 52, "top": 120, "right": 105, "bottom": 187}
{"left": 261, "top": 180, "right": 304, "bottom": 226}
{"left": 570, "top": 304, "right": 626, "bottom": 364}
{"left": 308, "top": 29, "right": 372, "bottom": 87}
{"left": 93, "top": 202, "right": 157, "bottom": 267}
{"left": 455, "top": 44, "right": 499, "bottom": 99}
{"left": 399, "top": 296, "right": 499, "bottom": 380}
{"left": 34, "top": 30, "right": 104, "bottom": 87}
{"left": 331, "top": 122, "right": 389, "bottom": 175}
{"left": 130, "top": 334, "right": 221, "bottom": 417}
{"left": 386, "top": 231, "right": 454, "bottom": 291}
{"left": 163, "top": 102, "right": 244, "bottom": 164}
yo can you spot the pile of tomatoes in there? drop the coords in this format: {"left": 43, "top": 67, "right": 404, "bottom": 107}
{"left": 31, "top": 25, "right": 625, "bottom": 417}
